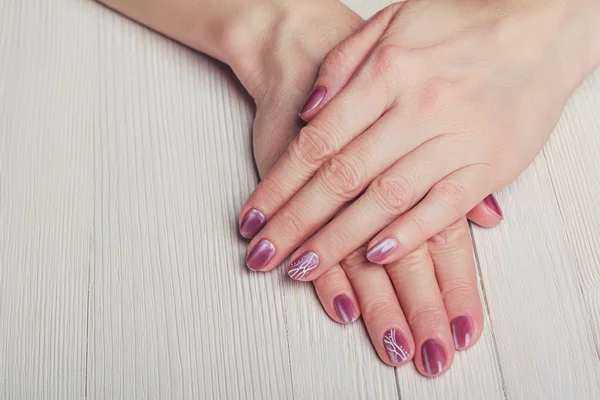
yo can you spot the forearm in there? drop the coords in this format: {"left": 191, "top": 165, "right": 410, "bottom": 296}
{"left": 95, "top": 0, "right": 291, "bottom": 67}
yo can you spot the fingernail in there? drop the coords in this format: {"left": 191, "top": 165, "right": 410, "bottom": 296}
{"left": 246, "top": 239, "right": 275, "bottom": 271}
{"left": 239, "top": 208, "right": 266, "bottom": 239}
{"left": 299, "top": 86, "right": 327, "bottom": 116}
{"left": 333, "top": 294, "right": 358, "bottom": 324}
{"left": 383, "top": 328, "right": 410, "bottom": 364}
{"left": 288, "top": 251, "right": 319, "bottom": 280}
{"left": 451, "top": 315, "right": 473, "bottom": 350}
{"left": 483, "top": 194, "right": 503, "bottom": 219}
{"left": 422, "top": 338, "right": 447, "bottom": 376}
{"left": 366, "top": 238, "right": 398, "bottom": 263}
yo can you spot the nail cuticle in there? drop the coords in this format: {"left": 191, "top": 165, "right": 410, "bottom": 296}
{"left": 288, "top": 251, "right": 320, "bottom": 280}
{"left": 366, "top": 238, "right": 398, "bottom": 263}
{"left": 246, "top": 238, "right": 276, "bottom": 271}
{"left": 333, "top": 294, "right": 358, "bottom": 324}
{"left": 239, "top": 208, "right": 266, "bottom": 239}
{"left": 422, "top": 338, "right": 447, "bottom": 376}
{"left": 451, "top": 315, "right": 473, "bottom": 350}
{"left": 383, "top": 328, "right": 411, "bottom": 364}
{"left": 299, "top": 86, "right": 327, "bottom": 116}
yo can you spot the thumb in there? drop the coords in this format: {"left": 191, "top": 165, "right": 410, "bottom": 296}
{"left": 298, "top": 3, "right": 403, "bottom": 121}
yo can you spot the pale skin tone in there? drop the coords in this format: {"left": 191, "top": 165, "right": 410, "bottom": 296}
{"left": 240, "top": 0, "right": 600, "bottom": 282}
{"left": 94, "top": 0, "right": 596, "bottom": 376}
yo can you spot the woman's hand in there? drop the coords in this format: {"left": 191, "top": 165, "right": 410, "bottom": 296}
{"left": 239, "top": 0, "right": 600, "bottom": 280}
{"left": 245, "top": 4, "right": 502, "bottom": 376}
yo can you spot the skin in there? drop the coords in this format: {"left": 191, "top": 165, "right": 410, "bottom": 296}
{"left": 239, "top": 0, "right": 600, "bottom": 282}
{"left": 96, "top": 0, "right": 503, "bottom": 376}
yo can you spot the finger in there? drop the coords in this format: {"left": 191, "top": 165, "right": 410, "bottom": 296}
{"left": 248, "top": 111, "right": 409, "bottom": 274}
{"left": 313, "top": 264, "right": 360, "bottom": 324}
{"left": 385, "top": 243, "right": 454, "bottom": 377}
{"left": 341, "top": 249, "right": 414, "bottom": 367}
{"left": 427, "top": 218, "right": 483, "bottom": 351}
{"left": 466, "top": 194, "right": 503, "bottom": 228}
{"left": 366, "top": 165, "right": 493, "bottom": 264}
{"left": 239, "top": 51, "right": 394, "bottom": 240}
{"left": 299, "top": 2, "right": 404, "bottom": 120}
{"left": 284, "top": 135, "right": 474, "bottom": 280}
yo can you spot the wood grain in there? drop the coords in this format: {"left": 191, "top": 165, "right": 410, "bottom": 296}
{"left": 0, "top": 0, "right": 598, "bottom": 399}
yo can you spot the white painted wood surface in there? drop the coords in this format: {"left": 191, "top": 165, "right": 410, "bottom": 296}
{"left": 0, "top": 0, "right": 598, "bottom": 398}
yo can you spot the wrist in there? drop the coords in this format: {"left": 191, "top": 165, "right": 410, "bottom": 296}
{"left": 218, "top": 0, "right": 362, "bottom": 99}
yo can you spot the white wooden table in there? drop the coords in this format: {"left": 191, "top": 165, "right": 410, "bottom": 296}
{"left": 1, "top": 0, "right": 599, "bottom": 398}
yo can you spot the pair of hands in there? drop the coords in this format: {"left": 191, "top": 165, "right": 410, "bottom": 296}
{"left": 96, "top": 0, "right": 599, "bottom": 380}
{"left": 240, "top": 0, "right": 507, "bottom": 377}
{"left": 235, "top": 0, "right": 599, "bottom": 376}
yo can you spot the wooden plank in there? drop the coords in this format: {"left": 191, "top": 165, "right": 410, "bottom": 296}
{"left": 86, "top": 3, "right": 398, "bottom": 398}
{"left": 0, "top": 1, "right": 96, "bottom": 398}
{"left": 470, "top": 69, "right": 600, "bottom": 399}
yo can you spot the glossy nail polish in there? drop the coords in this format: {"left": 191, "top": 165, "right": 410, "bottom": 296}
{"left": 246, "top": 239, "right": 275, "bottom": 271}
{"left": 288, "top": 251, "right": 319, "bottom": 280}
{"left": 451, "top": 315, "right": 473, "bottom": 350}
{"left": 239, "top": 208, "right": 266, "bottom": 239}
{"left": 383, "top": 328, "right": 410, "bottom": 364}
{"left": 483, "top": 194, "right": 503, "bottom": 219}
{"left": 333, "top": 294, "right": 358, "bottom": 324}
{"left": 299, "top": 86, "right": 327, "bottom": 116}
{"left": 366, "top": 238, "right": 398, "bottom": 263}
{"left": 422, "top": 338, "right": 447, "bottom": 376}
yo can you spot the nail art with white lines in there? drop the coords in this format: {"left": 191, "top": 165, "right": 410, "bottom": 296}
{"left": 383, "top": 328, "right": 410, "bottom": 364}
{"left": 288, "top": 251, "right": 319, "bottom": 280}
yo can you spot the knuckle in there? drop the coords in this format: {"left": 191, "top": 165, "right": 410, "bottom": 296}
{"left": 372, "top": 44, "right": 408, "bottom": 77}
{"left": 429, "top": 218, "right": 469, "bottom": 247}
{"left": 441, "top": 281, "right": 477, "bottom": 308}
{"left": 370, "top": 175, "right": 414, "bottom": 215}
{"left": 407, "top": 306, "right": 445, "bottom": 329}
{"left": 416, "top": 78, "right": 457, "bottom": 113}
{"left": 320, "top": 155, "right": 364, "bottom": 201}
{"left": 277, "top": 208, "right": 304, "bottom": 242}
{"left": 314, "top": 267, "right": 347, "bottom": 290}
{"left": 363, "top": 298, "right": 400, "bottom": 323}
{"left": 431, "top": 180, "right": 468, "bottom": 212}
{"left": 408, "top": 214, "right": 429, "bottom": 239}
{"left": 341, "top": 247, "right": 369, "bottom": 269}
{"left": 321, "top": 46, "right": 353, "bottom": 76}
{"left": 294, "top": 124, "right": 336, "bottom": 166}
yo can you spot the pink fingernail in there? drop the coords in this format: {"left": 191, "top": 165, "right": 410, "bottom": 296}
{"left": 299, "top": 86, "right": 327, "bottom": 116}
{"left": 239, "top": 208, "right": 266, "bottom": 239}
{"left": 246, "top": 239, "right": 275, "bottom": 271}
{"left": 451, "top": 315, "right": 473, "bottom": 350}
{"left": 422, "top": 338, "right": 447, "bottom": 376}
{"left": 333, "top": 294, "right": 358, "bottom": 324}
{"left": 288, "top": 251, "right": 319, "bottom": 280}
{"left": 383, "top": 328, "right": 410, "bottom": 364}
{"left": 483, "top": 194, "right": 503, "bottom": 219}
{"left": 366, "top": 238, "right": 398, "bottom": 263}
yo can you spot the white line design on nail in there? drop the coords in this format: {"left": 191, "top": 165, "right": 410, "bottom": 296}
{"left": 288, "top": 252, "right": 319, "bottom": 280}
{"left": 384, "top": 329, "right": 409, "bottom": 363}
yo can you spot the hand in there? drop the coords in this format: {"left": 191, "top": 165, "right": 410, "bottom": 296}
{"left": 244, "top": 3, "right": 502, "bottom": 376}
{"left": 238, "top": 0, "right": 600, "bottom": 281}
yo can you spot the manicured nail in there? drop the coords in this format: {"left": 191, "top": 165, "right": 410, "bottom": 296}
{"left": 366, "top": 238, "right": 398, "bottom": 263}
{"left": 288, "top": 251, "right": 319, "bottom": 280}
{"left": 451, "top": 315, "right": 473, "bottom": 350}
{"left": 422, "top": 338, "right": 447, "bottom": 376}
{"left": 483, "top": 194, "right": 503, "bottom": 219}
{"left": 333, "top": 294, "right": 358, "bottom": 324}
{"left": 239, "top": 208, "right": 266, "bottom": 239}
{"left": 383, "top": 328, "right": 410, "bottom": 364}
{"left": 299, "top": 86, "right": 327, "bottom": 116}
{"left": 246, "top": 239, "right": 275, "bottom": 271}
